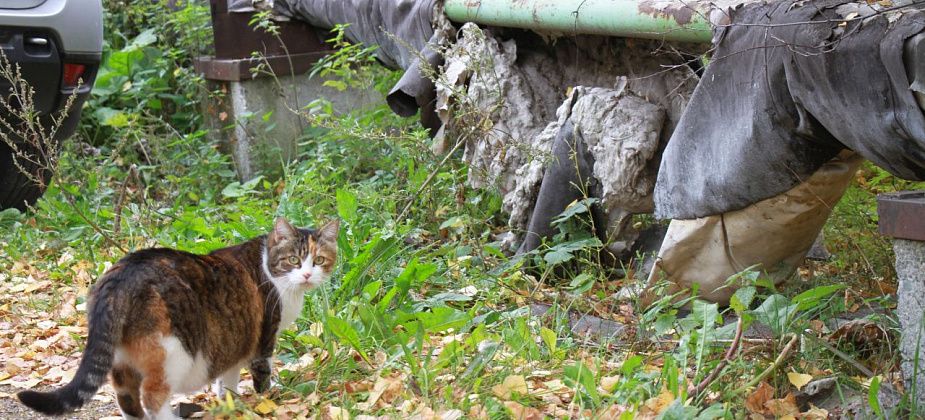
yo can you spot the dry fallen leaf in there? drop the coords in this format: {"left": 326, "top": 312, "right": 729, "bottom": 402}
{"left": 492, "top": 375, "right": 528, "bottom": 399}
{"left": 468, "top": 404, "right": 488, "bottom": 420}
{"left": 440, "top": 409, "right": 464, "bottom": 420}
{"left": 600, "top": 375, "right": 620, "bottom": 393}
{"left": 765, "top": 393, "right": 799, "bottom": 418}
{"left": 745, "top": 381, "right": 775, "bottom": 414}
{"left": 356, "top": 374, "right": 403, "bottom": 411}
{"left": 640, "top": 390, "right": 675, "bottom": 416}
{"left": 787, "top": 372, "right": 813, "bottom": 390}
{"left": 503, "top": 401, "right": 542, "bottom": 420}
{"left": 800, "top": 404, "right": 830, "bottom": 419}
{"left": 328, "top": 405, "right": 350, "bottom": 420}
{"left": 830, "top": 319, "right": 890, "bottom": 354}
{"left": 253, "top": 398, "right": 277, "bottom": 415}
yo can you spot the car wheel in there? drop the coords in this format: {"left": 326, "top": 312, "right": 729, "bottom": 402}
{"left": 0, "top": 139, "right": 54, "bottom": 211}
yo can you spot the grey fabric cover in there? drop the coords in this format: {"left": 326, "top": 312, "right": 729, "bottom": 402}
{"left": 268, "top": 0, "right": 442, "bottom": 126}
{"left": 227, "top": 0, "right": 257, "bottom": 12}
{"left": 654, "top": 0, "right": 925, "bottom": 220}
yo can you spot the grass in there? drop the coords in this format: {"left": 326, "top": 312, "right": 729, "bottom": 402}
{"left": 2, "top": 2, "right": 925, "bottom": 419}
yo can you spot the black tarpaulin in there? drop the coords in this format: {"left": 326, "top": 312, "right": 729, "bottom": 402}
{"left": 654, "top": 0, "right": 925, "bottom": 220}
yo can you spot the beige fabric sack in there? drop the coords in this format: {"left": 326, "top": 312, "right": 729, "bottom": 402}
{"left": 643, "top": 151, "right": 864, "bottom": 305}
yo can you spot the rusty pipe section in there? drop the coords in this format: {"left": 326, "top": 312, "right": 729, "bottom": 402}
{"left": 443, "top": 0, "right": 713, "bottom": 43}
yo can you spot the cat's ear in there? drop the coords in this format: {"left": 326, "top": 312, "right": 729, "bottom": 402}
{"left": 319, "top": 219, "right": 339, "bottom": 242}
{"left": 269, "top": 217, "right": 297, "bottom": 244}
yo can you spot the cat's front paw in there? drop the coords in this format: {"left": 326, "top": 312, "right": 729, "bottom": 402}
{"left": 211, "top": 380, "right": 243, "bottom": 396}
{"left": 211, "top": 368, "right": 242, "bottom": 396}
{"left": 250, "top": 358, "right": 272, "bottom": 393}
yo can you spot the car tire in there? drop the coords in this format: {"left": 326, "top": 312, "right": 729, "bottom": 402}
{"left": 0, "top": 138, "right": 53, "bottom": 211}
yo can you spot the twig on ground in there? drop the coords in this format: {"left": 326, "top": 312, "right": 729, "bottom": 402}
{"left": 733, "top": 333, "right": 800, "bottom": 395}
{"left": 689, "top": 316, "right": 744, "bottom": 396}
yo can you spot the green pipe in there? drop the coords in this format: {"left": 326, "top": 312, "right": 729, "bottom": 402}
{"left": 444, "top": 0, "right": 713, "bottom": 43}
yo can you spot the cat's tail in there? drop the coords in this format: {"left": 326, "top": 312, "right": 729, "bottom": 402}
{"left": 17, "top": 280, "right": 124, "bottom": 416}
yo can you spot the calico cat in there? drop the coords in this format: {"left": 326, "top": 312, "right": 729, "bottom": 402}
{"left": 17, "top": 217, "right": 338, "bottom": 419}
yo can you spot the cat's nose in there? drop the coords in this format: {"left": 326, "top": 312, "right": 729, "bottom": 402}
{"left": 303, "top": 273, "right": 312, "bottom": 281}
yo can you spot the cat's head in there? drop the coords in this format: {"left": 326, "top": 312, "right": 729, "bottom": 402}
{"left": 263, "top": 217, "right": 338, "bottom": 289}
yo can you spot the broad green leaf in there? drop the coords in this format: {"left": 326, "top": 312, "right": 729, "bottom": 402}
{"left": 335, "top": 189, "right": 358, "bottom": 224}
{"left": 461, "top": 341, "right": 499, "bottom": 380}
{"left": 868, "top": 375, "right": 883, "bottom": 418}
{"left": 94, "top": 107, "right": 130, "bottom": 128}
{"left": 128, "top": 28, "right": 158, "bottom": 49}
{"left": 551, "top": 198, "right": 599, "bottom": 225}
{"left": 751, "top": 294, "right": 797, "bottom": 336}
{"left": 730, "top": 286, "right": 757, "bottom": 314}
{"left": 433, "top": 340, "right": 463, "bottom": 369}
{"left": 792, "top": 284, "right": 845, "bottom": 311}
{"left": 414, "top": 306, "right": 470, "bottom": 333}
{"left": 361, "top": 280, "right": 381, "bottom": 301}
{"left": 567, "top": 273, "right": 595, "bottom": 294}
{"left": 622, "top": 355, "right": 643, "bottom": 376}
{"left": 540, "top": 327, "right": 557, "bottom": 354}
{"left": 325, "top": 316, "right": 370, "bottom": 363}
{"left": 323, "top": 79, "right": 348, "bottom": 91}
{"left": 564, "top": 362, "right": 600, "bottom": 405}
{"left": 543, "top": 237, "right": 602, "bottom": 266}
{"left": 221, "top": 176, "right": 262, "bottom": 198}
{"left": 544, "top": 249, "right": 573, "bottom": 265}
{"left": 107, "top": 48, "right": 145, "bottom": 76}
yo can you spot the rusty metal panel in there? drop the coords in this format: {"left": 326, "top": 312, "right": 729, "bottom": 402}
{"left": 208, "top": 0, "right": 327, "bottom": 60}
{"left": 878, "top": 191, "right": 925, "bottom": 241}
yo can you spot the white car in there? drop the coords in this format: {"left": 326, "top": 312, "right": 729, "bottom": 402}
{"left": 0, "top": 0, "right": 103, "bottom": 210}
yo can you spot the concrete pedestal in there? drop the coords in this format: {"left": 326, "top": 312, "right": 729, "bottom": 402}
{"left": 878, "top": 191, "right": 925, "bottom": 406}
{"left": 201, "top": 72, "right": 383, "bottom": 179}
{"left": 894, "top": 239, "right": 925, "bottom": 403}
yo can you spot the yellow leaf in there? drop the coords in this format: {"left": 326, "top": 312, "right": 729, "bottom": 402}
{"left": 802, "top": 405, "right": 829, "bottom": 420}
{"left": 642, "top": 390, "right": 674, "bottom": 415}
{"left": 492, "top": 375, "right": 528, "bottom": 399}
{"left": 787, "top": 372, "right": 812, "bottom": 390}
{"left": 254, "top": 398, "right": 277, "bottom": 415}
{"left": 328, "top": 406, "right": 350, "bottom": 420}
{"left": 600, "top": 375, "right": 620, "bottom": 393}
{"left": 224, "top": 391, "right": 234, "bottom": 410}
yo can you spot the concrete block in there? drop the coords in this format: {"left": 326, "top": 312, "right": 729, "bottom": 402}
{"left": 202, "top": 72, "right": 383, "bottom": 180}
{"left": 894, "top": 238, "right": 925, "bottom": 404}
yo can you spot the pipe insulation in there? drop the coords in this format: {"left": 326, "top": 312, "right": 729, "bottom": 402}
{"left": 443, "top": 0, "right": 713, "bottom": 43}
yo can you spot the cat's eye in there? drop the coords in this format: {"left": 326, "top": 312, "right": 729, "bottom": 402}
{"left": 313, "top": 256, "right": 327, "bottom": 265}
{"left": 287, "top": 256, "right": 300, "bottom": 265}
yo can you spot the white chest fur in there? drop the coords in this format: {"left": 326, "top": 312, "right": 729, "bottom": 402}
{"left": 276, "top": 289, "right": 304, "bottom": 335}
